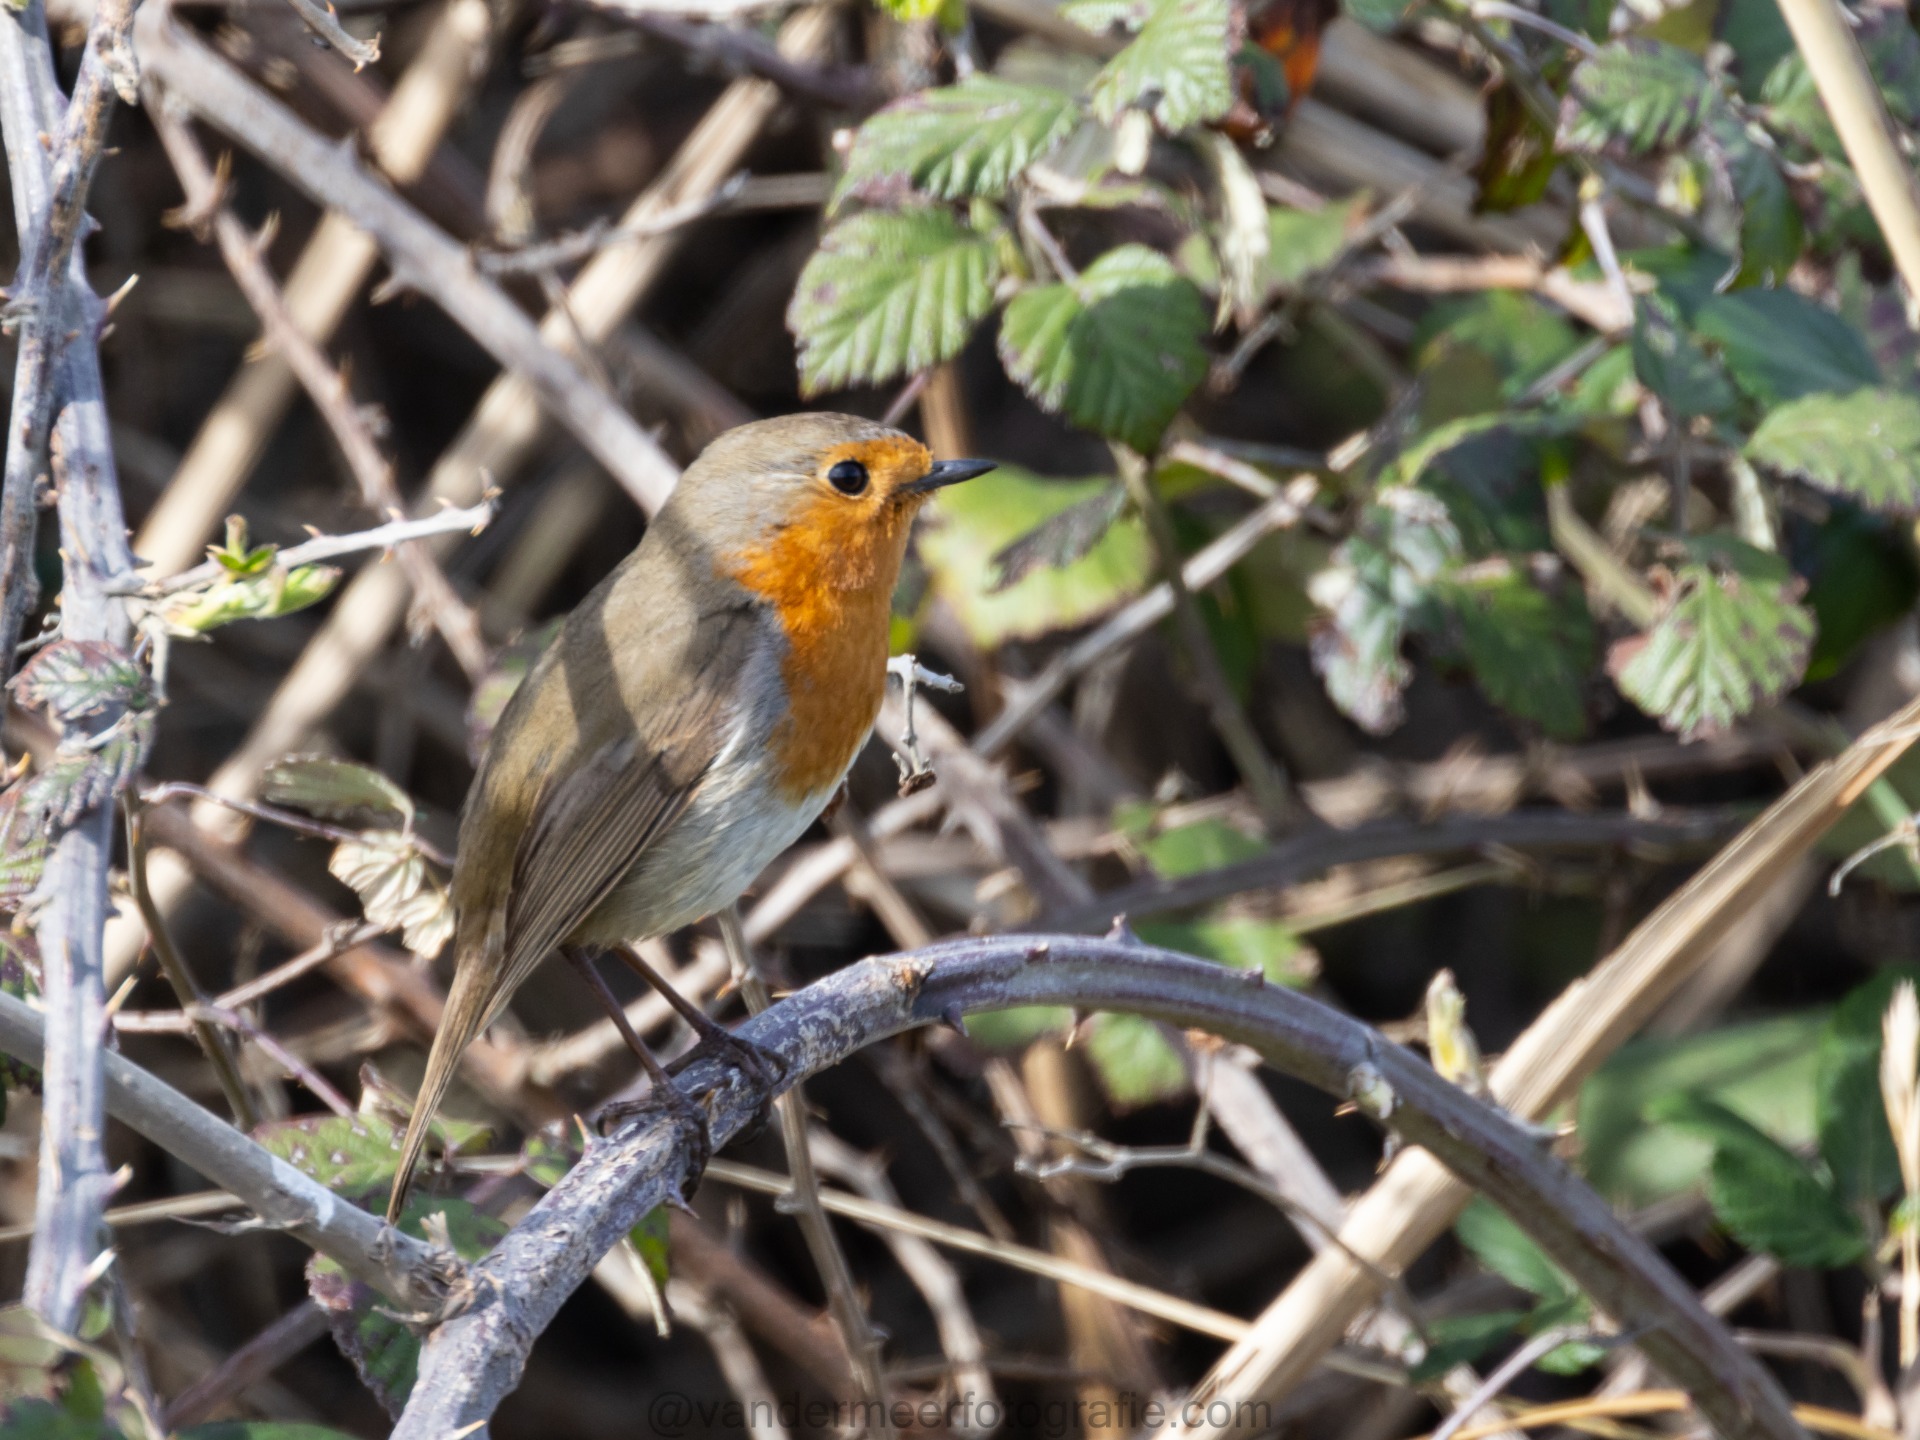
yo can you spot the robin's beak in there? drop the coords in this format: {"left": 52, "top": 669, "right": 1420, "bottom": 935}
{"left": 902, "top": 458, "right": 996, "bottom": 496}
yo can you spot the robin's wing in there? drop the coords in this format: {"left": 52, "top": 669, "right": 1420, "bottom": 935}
{"left": 495, "top": 602, "right": 762, "bottom": 1001}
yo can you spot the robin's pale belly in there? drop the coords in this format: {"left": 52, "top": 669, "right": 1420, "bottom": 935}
{"left": 571, "top": 658, "right": 874, "bottom": 945}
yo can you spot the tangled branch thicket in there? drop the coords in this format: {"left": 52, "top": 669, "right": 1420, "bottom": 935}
{"left": 12, "top": 0, "right": 1920, "bottom": 1432}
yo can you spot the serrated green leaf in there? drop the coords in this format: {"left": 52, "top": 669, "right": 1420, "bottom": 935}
{"left": 1815, "top": 968, "right": 1920, "bottom": 1206}
{"left": 1580, "top": 1015, "right": 1823, "bottom": 1207}
{"left": 1746, "top": 387, "right": 1920, "bottom": 514}
{"left": 254, "top": 1111, "right": 409, "bottom": 1199}
{"left": 1085, "top": 1012, "right": 1187, "bottom": 1106}
{"left": 1695, "top": 288, "right": 1879, "bottom": 405}
{"left": 328, "top": 832, "right": 453, "bottom": 958}
{"left": 11, "top": 642, "right": 149, "bottom": 722}
{"left": 0, "top": 782, "right": 48, "bottom": 914}
{"left": 1611, "top": 560, "right": 1813, "bottom": 739}
{"left": 997, "top": 245, "right": 1208, "bottom": 452}
{"left": 1088, "top": 0, "right": 1233, "bottom": 131}
{"left": 987, "top": 482, "right": 1129, "bottom": 591}
{"left": 1649, "top": 1093, "right": 1867, "bottom": 1267}
{"left": 1633, "top": 295, "right": 1736, "bottom": 419}
{"left": 835, "top": 78, "right": 1080, "bottom": 208}
{"left": 790, "top": 209, "right": 1003, "bottom": 394}
{"left": 1440, "top": 562, "right": 1593, "bottom": 739}
{"left": 307, "top": 1198, "right": 505, "bottom": 1416}
{"left": 1308, "top": 487, "right": 1462, "bottom": 734}
{"left": 263, "top": 756, "right": 413, "bottom": 825}
{"left": 1457, "top": 1197, "right": 1581, "bottom": 1302}
{"left": 1558, "top": 40, "right": 1714, "bottom": 154}
{"left": 1705, "top": 111, "right": 1803, "bottom": 286}
{"left": 918, "top": 467, "right": 1151, "bottom": 646}
{"left": 18, "top": 716, "right": 156, "bottom": 836}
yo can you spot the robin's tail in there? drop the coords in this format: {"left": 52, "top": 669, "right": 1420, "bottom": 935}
{"left": 387, "top": 952, "right": 497, "bottom": 1225}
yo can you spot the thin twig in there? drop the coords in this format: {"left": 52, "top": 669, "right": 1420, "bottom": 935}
{"left": 718, "top": 906, "right": 897, "bottom": 1440}
{"left": 143, "top": 97, "right": 489, "bottom": 677}
{"left": 281, "top": 0, "right": 380, "bottom": 66}
{"left": 135, "top": 3, "right": 680, "bottom": 512}
{"left": 126, "top": 803, "right": 258, "bottom": 1127}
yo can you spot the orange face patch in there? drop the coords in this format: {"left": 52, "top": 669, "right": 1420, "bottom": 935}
{"left": 724, "top": 436, "right": 934, "bottom": 801}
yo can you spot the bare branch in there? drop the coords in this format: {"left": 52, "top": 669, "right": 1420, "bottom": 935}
{"left": 391, "top": 939, "right": 1806, "bottom": 1440}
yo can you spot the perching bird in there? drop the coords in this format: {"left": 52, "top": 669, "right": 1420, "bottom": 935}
{"left": 386, "top": 412, "right": 993, "bottom": 1222}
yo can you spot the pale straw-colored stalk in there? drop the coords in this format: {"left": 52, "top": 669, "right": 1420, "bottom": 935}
{"left": 1881, "top": 981, "right": 1920, "bottom": 1364}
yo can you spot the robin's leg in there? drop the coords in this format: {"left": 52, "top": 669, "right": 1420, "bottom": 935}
{"left": 564, "top": 946, "right": 711, "bottom": 1187}
{"left": 611, "top": 942, "right": 788, "bottom": 1096}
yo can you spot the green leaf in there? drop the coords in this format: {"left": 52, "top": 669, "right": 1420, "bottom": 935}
{"left": 835, "top": 78, "right": 1080, "bottom": 208}
{"left": 1308, "top": 487, "right": 1462, "bottom": 734}
{"left": 18, "top": 716, "right": 156, "bottom": 836}
{"left": 1804, "top": 506, "right": 1920, "bottom": 680}
{"left": 262, "top": 755, "right": 413, "bottom": 825}
{"left": 160, "top": 565, "right": 340, "bottom": 635}
{"left": 874, "top": 0, "right": 943, "bottom": 20}
{"left": 328, "top": 832, "right": 453, "bottom": 958}
{"left": 1704, "top": 111, "right": 1803, "bottom": 286}
{"left": 1816, "top": 968, "right": 1920, "bottom": 1206}
{"left": 963, "top": 1004, "right": 1075, "bottom": 1049}
{"left": 1694, "top": 288, "right": 1879, "bottom": 405}
{"left": 1439, "top": 561, "right": 1593, "bottom": 740}
{"left": 918, "top": 467, "right": 1151, "bottom": 647}
{"left": 1134, "top": 916, "right": 1315, "bottom": 984}
{"left": 1409, "top": 1310, "right": 1530, "bottom": 1382}
{"left": 790, "top": 209, "right": 1004, "bottom": 395}
{"left": 0, "top": 781, "right": 48, "bottom": 913}
{"left": 1557, "top": 40, "right": 1714, "bottom": 154}
{"left": 1087, "top": 0, "right": 1232, "bottom": 131}
{"left": 254, "top": 1112, "right": 410, "bottom": 1200}
{"left": 1632, "top": 296, "right": 1736, "bottom": 419}
{"left": 1084, "top": 1012, "right": 1187, "bottom": 1106}
{"left": 998, "top": 245, "right": 1208, "bottom": 453}
{"left": 1746, "top": 388, "right": 1920, "bottom": 514}
{"left": 11, "top": 642, "right": 150, "bottom": 723}
{"left": 1138, "top": 816, "right": 1266, "bottom": 876}
{"left": 1610, "top": 557, "right": 1813, "bottom": 739}
{"left": 1579, "top": 1015, "right": 1824, "bottom": 1206}
{"left": 1456, "top": 1197, "right": 1580, "bottom": 1302}
{"left": 307, "top": 1198, "right": 506, "bottom": 1416}
{"left": 1264, "top": 197, "right": 1362, "bottom": 292}
{"left": 987, "top": 482, "right": 1129, "bottom": 591}
{"left": 1649, "top": 1093, "right": 1867, "bottom": 1267}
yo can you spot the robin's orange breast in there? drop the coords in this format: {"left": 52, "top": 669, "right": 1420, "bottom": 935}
{"left": 724, "top": 483, "right": 916, "bottom": 802}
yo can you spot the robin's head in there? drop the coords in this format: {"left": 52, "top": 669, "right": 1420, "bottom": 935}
{"left": 663, "top": 413, "right": 994, "bottom": 604}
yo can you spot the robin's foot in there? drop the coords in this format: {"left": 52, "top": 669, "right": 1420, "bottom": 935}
{"left": 615, "top": 943, "right": 788, "bottom": 1097}
{"left": 567, "top": 946, "right": 713, "bottom": 1197}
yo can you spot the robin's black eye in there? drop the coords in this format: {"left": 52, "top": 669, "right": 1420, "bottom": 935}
{"left": 828, "top": 459, "right": 870, "bottom": 496}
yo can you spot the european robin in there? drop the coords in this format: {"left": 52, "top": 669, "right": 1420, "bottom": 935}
{"left": 386, "top": 413, "right": 994, "bottom": 1222}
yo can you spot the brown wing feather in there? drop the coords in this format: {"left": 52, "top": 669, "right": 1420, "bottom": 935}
{"left": 386, "top": 600, "right": 762, "bottom": 1223}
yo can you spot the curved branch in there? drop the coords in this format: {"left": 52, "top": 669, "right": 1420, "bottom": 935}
{"left": 395, "top": 938, "right": 1807, "bottom": 1440}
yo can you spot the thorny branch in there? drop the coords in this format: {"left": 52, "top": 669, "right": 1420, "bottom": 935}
{"left": 384, "top": 938, "right": 1808, "bottom": 1440}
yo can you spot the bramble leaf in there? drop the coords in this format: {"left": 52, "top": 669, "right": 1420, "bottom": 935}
{"left": 1087, "top": 0, "right": 1233, "bottom": 132}
{"left": 1558, "top": 40, "right": 1714, "bottom": 154}
{"left": 997, "top": 244, "right": 1208, "bottom": 453}
{"left": 1308, "top": 487, "right": 1462, "bottom": 734}
{"left": 1746, "top": 387, "right": 1920, "bottom": 514}
{"left": 987, "top": 482, "right": 1129, "bottom": 591}
{"left": 1439, "top": 560, "right": 1593, "bottom": 740}
{"left": 835, "top": 78, "right": 1079, "bottom": 207}
{"left": 1610, "top": 553, "right": 1813, "bottom": 739}
{"left": 1632, "top": 296, "right": 1736, "bottom": 419}
{"left": 307, "top": 1197, "right": 505, "bottom": 1416}
{"left": 790, "top": 208, "right": 1004, "bottom": 394}
{"left": 1815, "top": 968, "right": 1920, "bottom": 1207}
{"left": 263, "top": 756, "right": 414, "bottom": 826}
{"left": 918, "top": 467, "right": 1150, "bottom": 646}
{"left": 12, "top": 641, "right": 150, "bottom": 722}
{"left": 1650, "top": 1093, "right": 1867, "bottom": 1267}
{"left": 1695, "top": 288, "right": 1879, "bottom": 405}
{"left": 328, "top": 832, "right": 453, "bottom": 958}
